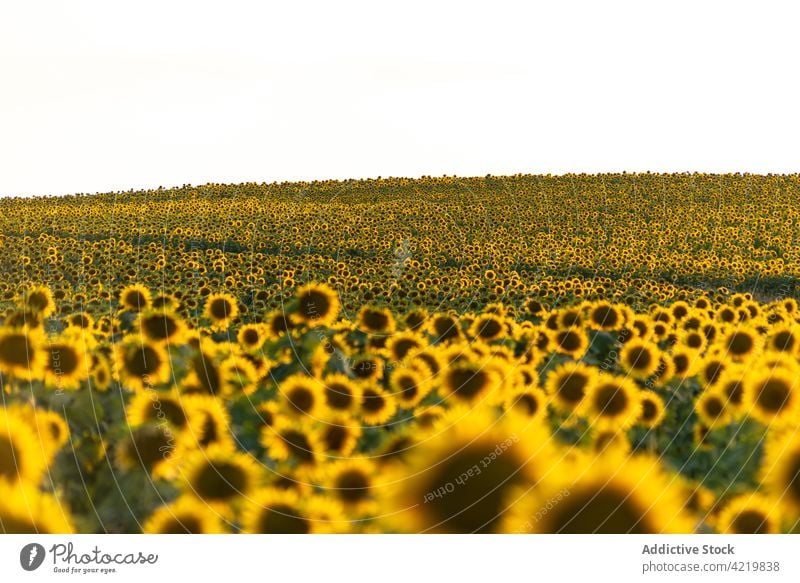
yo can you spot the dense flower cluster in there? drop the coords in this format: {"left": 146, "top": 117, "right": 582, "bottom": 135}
{"left": 1, "top": 173, "right": 798, "bottom": 533}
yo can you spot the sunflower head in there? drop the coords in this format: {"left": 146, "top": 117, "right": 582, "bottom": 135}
{"left": 292, "top": 283, "right": 340, "bottom": 327}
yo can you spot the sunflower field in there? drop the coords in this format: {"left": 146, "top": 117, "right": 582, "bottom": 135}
{"left": 2, "top": 173, "right": 800, "bottom": 534}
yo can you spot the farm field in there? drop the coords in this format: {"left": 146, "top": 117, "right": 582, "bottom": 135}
{"left": 1, "top": 172, "right": 800, "bottom": 533}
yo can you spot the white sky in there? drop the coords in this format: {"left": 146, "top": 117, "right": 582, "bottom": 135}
{"left": 1, "top": 1, "right": 800, "bottom": 197}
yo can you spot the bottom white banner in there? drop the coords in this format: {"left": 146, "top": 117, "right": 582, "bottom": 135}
{"left": 1, "top": 535, "right": 797, "bottom": 582}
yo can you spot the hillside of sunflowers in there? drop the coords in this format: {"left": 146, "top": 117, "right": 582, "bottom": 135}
{"left": 2, "top": 172, "right": 800, "bottom": 534}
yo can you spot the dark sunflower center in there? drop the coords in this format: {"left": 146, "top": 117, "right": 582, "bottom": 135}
{"left": 123, "top": 425, "right": 174, "bottom": 470}
{"left": 361, "top": 389, "right": 386, "bottom": 413}
{"left": 447, "top": 368, "right": 490, "bottom": 399}
{"left": 48, "top": 344, "right": 79, "bottom": 375}
{"left": 592, "top": 306, "right": 619, "bottom": 328}
{"left": 773, "top": 331, "right": 795, "bottom": 351}
{"left": 123, "top": 291, "right": 147, "bottom": 309}
{"left": 557, "top": 372, "right": 588, "bottom": 404}
{"left": 362, "top": 310, "right": 389, "bottom": 331}
{"left": 641, "top": 400, "right": 658, "bottom": 422}
{"left": 731, "top": 510, "right": 769, "bottom": 534}
{"left": 476, "top": 318, "right": 503, "bottom": 339}
{"left": 323, "top": 425, "right": 348, "bottom": 452}
{"left": 193, "top": 353, "right": 221, "bottom": 395}
{"left": 194, "top": 461, "right": 248, "bottom": 500}
{"left": 594, "top": 384, "right": 628, "bottom": 416}
{"left": 298, "top": 290, "right": 331, "bottom": 320}
{"left": 161, "top": 516, "right": 203, "bottom": 534}
{"left": 209, "top": 298, "right": 232, "bottom": 320}
{"left": 393, "top": 339, "right": 420, "bottom": 360}
{"left": 288, "top": 387, "right": 315, "bottom": 414}
{"left": 142, "top": 314, "right": 179, "bottom": 340}
{"left": 124, "top": 345, "right": 163, "bottom": 379}
{"left": 398, "top": 377, "right": 418, "bottom": 401}
{"left": 0, "top": 333, "right": 34, "bottom": 367}
{"left": 755, "top": 380, "right": 790, "bottom": 413}
{"left": 281, "top": 430, "right": 315, "bottom": 463}
{"left": 255, "top": 503, "right": 309, "bottom": 534}
{"left": 556, "top": 330, "right": 582, "bottom": 352}
{"left": 325, "top": 383, "right": 353, "bottom": 410}
{"left": 702, "top": 397, "right": 724, "bottom": 419}
{"left": 0, "top": 435, "right": 21, "bottom": 481}
{"left": 242, "top": 328, "right": 260, "bottom": 345}
{"left": 727, "top": 333, "right": 753, "bottom": 356}
{"left": 422, "top": 443, "right": 524, "bottom": 533}
{"left": 545, "top": 487, "right": 650, "bottom": 533}
{"left": 625, "top": 347, "right": 652, "bottom": 370}
{"left": 336, "top": 469, "right": 370, "bottom": 503}
{"left": 512, "top": 393, "right": 539, "bottom": 416}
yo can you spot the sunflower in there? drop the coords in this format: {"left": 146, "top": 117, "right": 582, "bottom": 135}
{"left": 381, "top": 407, "right": 556, "bottom": 533}
{"left": 619, "top": 339, "right": 660, "bottom": 379}
{"left": 413, "top": 404, "right": 447, "bottom": 429}
{"left": 65, "top": 311, "right": 95, "bottom": 331}
{"left": 260, "top": 418, "right": 324, "bottom": 466}
{"left": 360, "top": 384, "right": 397, "bottom": 425}
{"left": 586, "top": 301, "right": 623, "bottom": 331}
{"left": 638, "top": 391, "right": 666, "bottom": 428}
{"left": 18, "top": 406, "right": 70, "bottom": 464}
{"left": 357, "top": 305, "right": 396, "bottom": 335}
{"left": 91, "top": 354, "right": 112, "bottom": 391}
{"left": 715, "top": 494, "right": 779, "bottom": 534}
{"left": 113, "top": 335, "right": 170, "bottom": 391}
{"left": 713, "top": 368, "right": 746, "bottom": 412}
{"left": 584, "top": 375, "right": 642, "bottom": 430}
{"left": 320, "top": 457, "right": 378, "bottom": 515}
{"left": 389, "top": 366, "right": 431, "bottom": 409}
{"left": 440, "top": 360, "right": 501, "bottom": 406}
{"left": 591, "top": 428, "right": 631, "bottom": 456}
{"left": 504, "top": 387, "right": 548, "bottom": 422}
{"left": 19, "top": 285, "right": 56, "bottom": 318}
{"left": 185, "top": 395, "right": 234, "bottom": 450}
{"left": 385, "top": 331, "right": 425, "bottom": 362}
{"left": 427, "top": 314, "right": 463, "bottom": 344}
{"left": 264, "top": 309, "right": 295, "bottom": 339}
{"left": 136, "top": 309, "right": 187, "bottom": 345}
{"left": 0, "top": 482, "right": 74, "bottom": 533}
{"left": 670, "top": 347, "right": 700, "bottom": 380}
{"left": 695, "top": 391, "right": 733, "bottom": 428}
{"left": 292, "top": 283, "right": 340, "bottom": 327}
{"left": 0, "top": 326, "right": 47, "bottom": 381}
{"left": 237, "top": 323, "right": 265, "bottom": 352}
{"left": 544, "top": 361, "right": 597, "bottom": 416}
{"left": 41, "top": 332, "right": 89, "bottom": 391}
{"left": 720, "top": 327, "right": 761, "bottom": 361}
{"left": 203, "top": 292, "right": 239, "bottom": 331}
{"left": 551, "top": 327, "right": 589, "bottom": 358}
{"left": 179, "top": 445, "right": 261, "bottom": 506}
{"left": 279, "top": 374, "right": 326, "bottom": 418}
{"left": 119, "top": 283, "right": 151, "bottom": 312}
{"left": 321, "top": 373, "right": 363, "bottom": 415}
{"left": 506, "top": 455, "right": 694, "bottom": 533}
{"left": 469, "top": 313, "right": 507, "bottom": 342}
{"left": 126, "top": 388, "right": 195, "bottom": 433}
{"left": 767, "top": 324, "right": 800, "bottom": 355}
{"left": 240, "top": 488, "right": 344, "bottom": 533}
{"left": 743, "top": 367, "right": 799, "bottom": 426}
{"left": 318, "top": 415, "right": 361, "bottom": 458}
{"left": 143, "top": 496, "right": 229, "bottom": 534}
{"left": 349, "top": 354, "right": 384, "bottom": 382}
{"left": 115, "top": 423, "right": 178, "bottom": 479}
{"left": 761, "top": 433, "right": 800, "bottom": 513}
{"left": 0, "top": 409, "right": 46, "bottom": 484}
